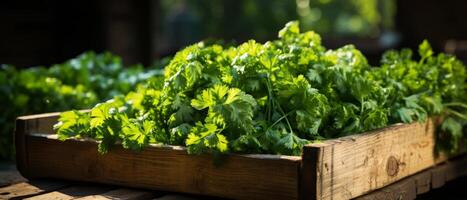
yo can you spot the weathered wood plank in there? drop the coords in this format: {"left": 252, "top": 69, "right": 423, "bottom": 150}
{"left": 0, "top": 170, "right": 27, "bottom": 187}
{"left": 15, "top": 112, "right": 81, "bottom": 178}
{"left": 444, "top": 155, "right": 467, "bottom": 182}
{"left": 300, "top": 143, "right": 325, "bottom": 200}
{"left": 0, "top": 180, "right": 69, "bottom": 199}
{"left": 0, "top": 163, "right": 27, "bottom": 187}
{"left": 353, "top": 178, "right": 416, "bottom": 200}
{"left": 24, "top": 185, "right": 115, "bottom": 200}
{"left": 16, "top": 112, "right": 62, "bottom": 135}
{"left": 154, "top": 194, "right": 199, "bottom": 200}
{"left": 431, "top": 164, "right": 447, "bottom": 188}
{"left": 15, "top": 110, "right": 89, "bottom": 135}
{"left": 354, "top": 154, "right": 467, "bottom": 200}
{"left": 20, "top": 134, "right": 301, "bottom": 200}
{"left": 302, "top": 119, "right": 443, "bottom": 200}
{"left": 16, "top": 112, "right": 466, "bottom": 200}
{"left": 16, "top": 117, "right": 31, "bottom": 178}
{"left": 413, "top": 171, "right": 431, "bottom": 194}
{"left": 75, "top": 188, "right": 158, "bottom": 200}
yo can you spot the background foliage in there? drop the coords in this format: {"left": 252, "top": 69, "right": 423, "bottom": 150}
{"left": 0, "top": 52, "right": 165, "bottom": 160}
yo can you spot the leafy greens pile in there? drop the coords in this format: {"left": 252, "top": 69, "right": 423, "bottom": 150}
{"left": 0, "top": 52, "right": 164, "bottom": 160}
{"left": 55, "top": 21, "right": 467, "bottom": 156}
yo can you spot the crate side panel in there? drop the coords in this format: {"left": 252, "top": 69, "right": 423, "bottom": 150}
{"left": 303, "top": 120, "right": 439, "bottom": 200}
{"left": 25, "top": 136, "right": 300, "bottom": 200}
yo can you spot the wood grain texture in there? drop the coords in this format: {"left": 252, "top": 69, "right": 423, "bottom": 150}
{"left": 353, "top": 177, "right": 416, "bottom": 200}
{"left": 0, "top": 170, "right": 27, "bottom": 187}
{"left": 21, "top": 134, "right": 301, "bottom": 200}
{"left": 0, "top": 180, "right": 69, "bottom": 199}
{"left": 16, "top": 112, "right": 465, "bottom": 200}
{"left": 354, "top": 154, "right": 467, "bottom": 200}
{"left": 431, "top": 164, "right": 447, "bottom": 189}
{"left": 413, "top": 171, "right": 431, "bottom": 194}
{"left": 15, "top": 117, "right": 30, "bottom": 178}
{"left": 300, "top": 143, "right": 325, "bottom": 200}
{"left": 16, "top": 112, "right": 61, "bottom": 135}
{"left": 154, "top": 194, "right": 199, "bottom": 200}
{"left": 15, "top": 111, "right": 74, "bottom": 178}
{"left": 24, "top": 185, "right": 115, "bottom": 200}
{"left": 16, "top": 110, "right": 88, "bottom": 136}
{"left": 73, "top": 188, "right": 158, "bottom": 200}
{"left": 0, "top": 163, "right": 27, "bottom": 187}
{"left": 301, "top": 119, "right": 443, "bottom": 200}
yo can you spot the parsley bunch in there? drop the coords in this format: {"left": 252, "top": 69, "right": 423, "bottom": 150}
{"left": 371, "top": 41, "right": 467, "bottom": 152}
{"left": 0, "top": 52, "right": 164, "bottom": 160}
{"left": 56, "top": 21, "right": 467, "bottom": 156}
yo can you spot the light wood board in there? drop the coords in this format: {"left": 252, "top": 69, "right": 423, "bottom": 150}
{"left": 301, "top": 119, "right": 447, "bottom": 200}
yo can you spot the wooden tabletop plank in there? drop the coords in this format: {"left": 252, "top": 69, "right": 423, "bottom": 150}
{"left": 153, "top": 194, "right": 199, "bottom": 200}
{"left": 0, "top": 179, "right": 69, "bottom": 199}
{"left": 24, "top": 184, "right": 115, "bottom": 200}
{"left": 75, "top": 188, "right": 160, "bottom": 200}
{"left": 0, "top": 169, "right": 27, "bottom": 187}
{"left": 0, "top": 162, "right": 27, "bottom": 187}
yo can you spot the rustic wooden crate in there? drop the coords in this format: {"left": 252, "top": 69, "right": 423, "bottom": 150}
{"left": 15, "top": 112, "right": 448, "bottom": 200}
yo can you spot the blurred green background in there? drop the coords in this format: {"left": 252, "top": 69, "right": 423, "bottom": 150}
{"left": 3, "top": 0, "right": 467, "bottom": 68}
{"left": 1, "top": 0, "right": 399, "bottom": 68}
{"left": 156, "top": 0, "right": 396, "bottom": 58}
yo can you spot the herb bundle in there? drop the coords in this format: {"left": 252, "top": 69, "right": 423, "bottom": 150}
{"left": 55, "top": 22, "right": 467, "bottom": 156}
{"left": 0, "top": 52, "right": 164, "bottom": 160}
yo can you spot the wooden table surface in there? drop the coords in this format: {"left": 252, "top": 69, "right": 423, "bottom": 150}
{"left": 1, "top": 154, "right": 466, "bottom": 200}
{"left": 0, "top": 162, "right": 221, "bottom": 200}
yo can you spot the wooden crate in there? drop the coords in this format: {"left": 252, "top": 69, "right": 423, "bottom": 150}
{"left": 15, "top": 112, "right": 448, "bottom": 200}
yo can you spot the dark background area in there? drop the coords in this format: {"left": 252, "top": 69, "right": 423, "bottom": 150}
{"left": 2, "top": 0, "right": 467, "bottom": 68}
{"left": 396, "top": 0, "right": 467, "bottom": 62}
{"left": 417, "top": 176, "right": 467, "bottom": 200}
{"left": 0, "top": 0, "right": 151, "bottom": 67}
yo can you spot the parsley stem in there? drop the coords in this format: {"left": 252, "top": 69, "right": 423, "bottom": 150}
{"left": 360, "top": 97, "right": 364, "bottom": 114}
{"left": 265, "top": 74, "right": 276, "bottom": 123}
{"left": 445, "top": 108, "right": 467, "bottom": 120}
{"left": 275, "top": 99, "right": 294, "bottom": 134}
{"left": 266, "top": 109, "right": 295, "bottom": 131}
{"left": 444, "top": 102, "right": 467, "bottom": 109}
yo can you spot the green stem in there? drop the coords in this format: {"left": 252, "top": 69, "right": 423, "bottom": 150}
{"left": 266, "top": 109, "right": 295, "bottom": 131}
{"left": 444, "top": 102, "right": 467, "bottom": 109}
{"left": 360, "top": 97, "right": 364, "bottom": 114}
{"left": 445, "top": 108, "right": 467, "bottom": 120}
{"left": 275, "top": 99, "right": 294, "bottom": 134}
{"left": 266, "top": 76, "right": 274, "bottom": 122}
